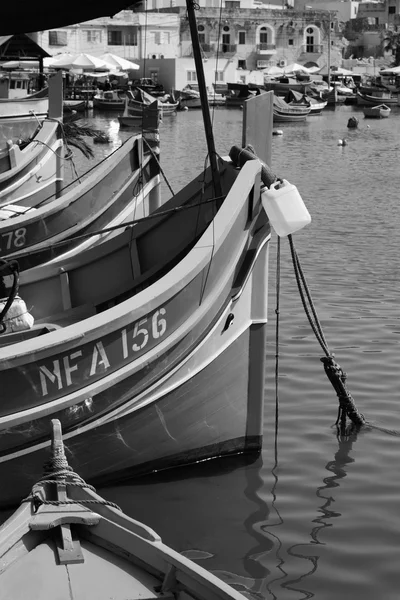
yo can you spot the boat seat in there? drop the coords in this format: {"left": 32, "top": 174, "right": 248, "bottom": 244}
{"left": 0, "top": 203, "right": 35, "bottom": 220}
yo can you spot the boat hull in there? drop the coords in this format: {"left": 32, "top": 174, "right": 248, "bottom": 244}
{"left": 363, "top": 104, "right": 391, "bottom": 118}
{"left": 0, "top": 159, "right": 270, "bottom": 508}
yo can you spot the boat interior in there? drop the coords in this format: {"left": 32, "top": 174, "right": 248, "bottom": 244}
{"left": 0, "top": 159, "right": 238, "bottom": 347}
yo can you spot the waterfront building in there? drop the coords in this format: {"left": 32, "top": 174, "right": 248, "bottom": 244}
{"left": 30, "top": 3, "right": 344, "bottom": 91}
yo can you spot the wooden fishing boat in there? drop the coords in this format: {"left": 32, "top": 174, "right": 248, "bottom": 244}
{"left": 126, "top": 88, "right": 178, "bottom": 120}
{"left": 176, "top": 86, "right": 226, "bottom": 109}
{"left": 273, "top": 94, "right": 311, "bottom": 122}
{"left": 0, "top": 144, "right": 271, "bottom": 507}
{"left": 363, "top": 104, "right": 391, "bottom": 118}
{"left": 0, "top": 0, "right": 282, "bottom": 511}
{"left": 283, "top": 90, "right": 327, "bottom": 115}
{"left": 264, "top": 75, "right": 314, "bottom": 95}
{"left": 0, "top": 118, "right": 63, "bottom": 206}
{"left": 225, "top": 83, "right": 262, "bottom": 108}
{"left": 0, "top": 419, "right": 250, "bottom": 600}
{"left": 63, "top": 99, "right": 87, "bottom": 113}
{"left": 356, "top": 90, "right": 397, "bottom": 107}
{"left": 0, "top": 97, "right": 48, "bottom": 121}
{"left": 0, "top": 132, "right": 160, "bottom": 270}
{"left": 93, "top": 90, "right": 125, "bottom": 111}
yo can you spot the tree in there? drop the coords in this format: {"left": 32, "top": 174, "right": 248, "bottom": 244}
{"left": 382, "top": 32, "right": 400, "bottom": 66}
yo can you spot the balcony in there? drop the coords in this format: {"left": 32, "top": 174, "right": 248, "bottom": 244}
{"left": 300, "top": 44, "right": 323, "bottom": 54}
{"left": 256, "top": 43, "right": 277, "bottom": 55}
{"left": 200, "top": 43, "right": 212, "bottom": 53}
{"left": 220, "top": 44, "right": 237, "bottom": 54}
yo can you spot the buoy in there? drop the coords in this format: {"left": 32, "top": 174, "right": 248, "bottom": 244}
{"left": 338, "top": 138, "right": 348, "bottom": 146}
{"left": 347, "top": 116, "right": 359, "bottom": 129}
{"left": 182, "top": 106, "right": 189, "bottom": 111}
{"left": 273, "top": 129, "right": 283, "bottom": 136}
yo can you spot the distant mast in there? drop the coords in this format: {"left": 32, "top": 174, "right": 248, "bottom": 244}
{"left": 185, "top": 0, "right": 222, "bottom": 199}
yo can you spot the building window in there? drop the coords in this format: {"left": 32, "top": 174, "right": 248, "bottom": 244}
{"left": 215, "top": 71, "right": 224, "bottom": 81}
{"left": 108, "top": 30, "right": 123, "bottom": 45}
{"left": 389, "top": 6, "right": 396, "bottom": 13}
{"left": 260, "top": 26, "right": 268, "bottom": 44}
{"left": 288, "top": 38, "right": 294, "bottom": 45}
{"left": 238, "top": 31, "right": 246, "bottom": 45}
{"left": 238, "top": 59, "right": 246, "bottom": 69}
{"left": 187, "top": 70, "right": 198, "bottom": 82}
{"left": 85, "top": 30, "right": 102, "bottom": 43}
{"left": 125, "top": 30, "right": 138, "bottom": 46}
{"left": 48, "top": 30, "right": 67, "bottom": 46}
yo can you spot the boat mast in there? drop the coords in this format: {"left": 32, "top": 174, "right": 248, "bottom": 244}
{"left": 185, "top": 0, "right": 222, "bottom": 199}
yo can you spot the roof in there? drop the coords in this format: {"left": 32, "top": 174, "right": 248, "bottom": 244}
{"left": 0, "top": 1, "right": 141, "bottom": 35}
{"left": 0, "top": 33, "right": 50, "bottom": 59}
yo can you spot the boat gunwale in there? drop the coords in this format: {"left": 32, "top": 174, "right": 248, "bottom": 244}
{"left": 0, "top": 133, "right": 142, "bottom": 228}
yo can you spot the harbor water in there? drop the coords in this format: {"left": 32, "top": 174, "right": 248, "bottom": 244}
{"left": 6, "top": 104, "right": 400, "bottom": 599}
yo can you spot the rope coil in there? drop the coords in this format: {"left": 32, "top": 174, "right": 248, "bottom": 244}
{"left": 22, "top": 420, "right": 121, "bottom": 513}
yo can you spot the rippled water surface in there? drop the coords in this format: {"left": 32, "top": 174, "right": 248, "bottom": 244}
{"left": 13, "top": 105, "right": 400, "bottom": 598}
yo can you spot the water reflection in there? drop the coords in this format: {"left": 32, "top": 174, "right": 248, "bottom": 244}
{"left": 265, "top": 425, "right": 362, "bottom": 600}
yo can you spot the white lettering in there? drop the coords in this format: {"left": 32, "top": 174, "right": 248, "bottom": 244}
{"left": 132, "top": 318, "right": 149, "bottom": 352}
{"left": 39, "top": 361, "right": 62, "bottom": 396}
{"left": 89, "top": 341, "right": 110, "bottom": 376}
{"left": 121, "top": 328, "right": 128, "bottom": 359}
{"left": 63, "top": 350, "right": 83, "bottom": 386}
{"left": 152, "top": 308, "right": 167, "bottom": 339}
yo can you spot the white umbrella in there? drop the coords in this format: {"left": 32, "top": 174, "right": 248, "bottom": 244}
{"left": 99, "top": 53, "right": 139, "bottom": 71}
{"left": 263, "top": 65, "right": 284, "bottom": 76}
{"left": 283, "top": 63, "right": 310, "bottom": 74}
{"left": 380, "top": 65, "right": 400, "bottom": 74}
{"left": 43, "top": 53, "right": 73, "bottom": 68}
{"left": 48, "top": 53, "right": 112, "bottom": 71}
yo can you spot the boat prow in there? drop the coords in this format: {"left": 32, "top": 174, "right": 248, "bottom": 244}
{"left": 0, "top": 419, "right": 249, "bottom": 600}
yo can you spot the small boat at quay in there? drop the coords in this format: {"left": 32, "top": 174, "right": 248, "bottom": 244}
{"left": 283, "top": 90, "right": 327, "bottom": 115}
{"left": 93, "top": 90, "right": 125, "bottom": 111}
{"left": 225, "top": 82, "right": 262, "bottom": 107}
{"left": 127, "top": 88, "right": 179, "bottom": 117}
{"left": 175, "top": 85, "right": 225, "bottom": 109}
{"left": 0, "top": 419, "right": 250, "bottom": 600}
{"left": 356, "top": 90, "right": 397, "bottom": 106}
{"left": 273, "top": 94, "right": 311, "bottom": 122}
{"left": 0, "top": 97, "right": 48, "bottom": 121}
{"left": 363, "top": 104, "right": 391, "bottom": 118}
{"left": 0, "top": 0, "right": 285, "bottom": 510}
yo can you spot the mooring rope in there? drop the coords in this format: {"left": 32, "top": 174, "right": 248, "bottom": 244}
{"left": 21, "top": 438, "right": 121, "bottom": 513}
{"left": 287, "top": 234, "right": 366, "bottom": 430}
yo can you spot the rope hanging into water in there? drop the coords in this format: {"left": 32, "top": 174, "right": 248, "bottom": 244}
{"left": 287, "top": 234, "right": 366, "bottom": 430}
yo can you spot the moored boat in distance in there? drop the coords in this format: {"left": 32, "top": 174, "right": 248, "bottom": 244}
{"left": 356, "top": 90, "right": 398, "bottom": 106}
{"left": 363, "top": 103, "right": 391, "bottom": 118}
{"left": 273, "top": 94, "right": 311, "bottom": 122}
{"left": 93, "top": 90, "right": 125, "bottom": 111}
{"left": 0, "top": 418, "right": 251, "bottom": 600}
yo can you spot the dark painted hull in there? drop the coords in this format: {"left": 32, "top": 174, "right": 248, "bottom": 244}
{"left": 0, "top": 322, "right": 267, "bottom": 508}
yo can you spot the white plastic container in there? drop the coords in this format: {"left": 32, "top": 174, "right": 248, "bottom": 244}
{"left": 261, "top": 179, "right": 311, "bottom": 237}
